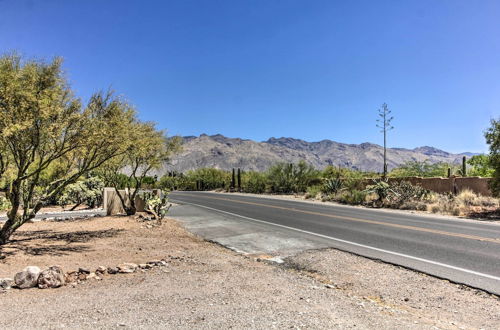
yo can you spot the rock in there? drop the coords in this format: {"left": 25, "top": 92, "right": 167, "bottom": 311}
{"left": 117, "top": 263, "right": 138, "bottom": 273}
{"left": 138, "top": 264, "right": 149, "bottom": 269}
{"left": 147, "top": 260, "right": 162, "bottom": 266}
{"left": 14, "top": 266, "right": 41, "bottom": 289}
{"left": 78, "top": 267, "right": 91, "bottom": 274}
{"left": 107, "top": 267, "right": 119, "bottom": 274}
{"left": 65, "top": 272, "right": 78, "bottom": 284}
{"left": 77, "top": 273, "right": 87, "bottom": 281}
{"left": 38, "top": 266, "right": 65, "bottom": 289}
{"left": 0, "top": 278, "right": 14, "bottom": 290}
{"left": 86, "top": 272, "right": 97, "bottom": 280}
{"left": 96, "top": 266, "right": 107, "bottom": 274}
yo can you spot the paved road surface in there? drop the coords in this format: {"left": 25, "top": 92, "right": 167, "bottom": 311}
{"left": 169, "top": 191, "right": 500, "bottom": 295}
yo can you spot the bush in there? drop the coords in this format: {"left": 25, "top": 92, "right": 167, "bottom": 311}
{"left": 305, "top": 185, "right": 322, "bottom": 199}
{"left": 242, "top": 171, "right": 267, "bottom": 194}
{"left": 183, "top": 168, "right": 230, "bottom": 191}
{"left": 58, "top": 176, "right": 104, "bottom": 209}
{"left": 337, "top": 190, "right": 367, "bottom": 205}
{"left": 267, "top": 161, "right": 320, "bottom": 194}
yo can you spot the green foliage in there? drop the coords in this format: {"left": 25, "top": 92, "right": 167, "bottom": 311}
{"left": 58, "top": 176, "right": 104, "bottom": 209}
{"left": 389, "top": 161, "right": 451, "bottom": 178}
{"left": 322, "top": 177, "right": 344, "bottom": 194}
{"left": 185, "top": 168, "right": 230, "bottom": 190}
{"left": 485, "top": 118, "right": 500, "bottom": 196}
{"left": 385, "top": 181, "right": 430, "bottom": 208}
{"left": 305, "top": 185, "right": 322, "bottom": 199}
{"left": 364, "top": 179, "right": 392, "bottom": 202}
{"left": 467, "top": 154, "right": 494, "bottom": 177}
{"left": 267, "top": 161, "right": 320, "bottom": 193}
{"left": 0, "top": 195, "right": 11, "bottom": 211}
{"left": 141, "top": 190, "right": 171, "bottom": 220}
{"left": 338, "top": 190, "right": 367, "bottom": 205}
{"left": 102, "top": 120, "right": 182, "bottom": 215}
{"left": 241, "top": 171, "right": 267, "bottom": 193}
{"left": 0, "top": 54, "right": 140, "bottom": 243}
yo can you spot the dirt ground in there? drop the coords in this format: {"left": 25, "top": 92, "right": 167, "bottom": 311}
{"left": 0, "top": 216, "right": 499, "bottom": 329}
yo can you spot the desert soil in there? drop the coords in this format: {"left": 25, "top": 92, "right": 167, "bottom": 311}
{"left": 0, "top": 215, "right": 499, "bottom": 329}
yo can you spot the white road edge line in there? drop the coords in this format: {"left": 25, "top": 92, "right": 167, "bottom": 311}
{"left": 173, "top": 200, "right": 500, "bottom": 282}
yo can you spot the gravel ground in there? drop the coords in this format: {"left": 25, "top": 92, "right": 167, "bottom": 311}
{"left": 0, "top": 216, "right": 499, "bottom": 329}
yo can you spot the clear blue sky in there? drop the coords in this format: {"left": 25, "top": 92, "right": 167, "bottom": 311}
{"left": 1, "top": 0, "right": 499, "bottom": 153}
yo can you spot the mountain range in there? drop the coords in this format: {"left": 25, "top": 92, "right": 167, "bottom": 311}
{"left": 165, "top": 134, "right": 475, "bottom": 174}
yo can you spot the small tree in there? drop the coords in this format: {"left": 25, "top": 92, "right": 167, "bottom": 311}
{"left": 376, "top": 103, "right": 394, "bottom": 178}
{"left": 467, "top": 154, "right": 494, "bottom": 177}
{"left": 0, "top": 54, "right": 135, "bottom": 244}
{"left": 103, "top": 122, "right": 181, "bottom": 215}
{"left": 485, "top": 118, "right": 500, "bottom": 196}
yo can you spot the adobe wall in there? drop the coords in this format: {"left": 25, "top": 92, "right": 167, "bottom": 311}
{"left": 103, "top": 188, "right": 161, "bottom": 215}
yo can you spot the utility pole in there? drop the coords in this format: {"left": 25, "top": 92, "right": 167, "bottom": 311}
{"left": 376, "top": 103, "right": 394, "bottom": 178}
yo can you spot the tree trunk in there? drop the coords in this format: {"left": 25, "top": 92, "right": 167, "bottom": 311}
{"left": 124, "top": 205, "right": 136, "bottom": 216}
{"left": 0, "top": 213, "right": 23, "bottom": 245}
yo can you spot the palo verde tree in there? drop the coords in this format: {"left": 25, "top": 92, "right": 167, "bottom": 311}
{"left": 485, "top": 118, "right": 500, "bottom": 196}
{"left": 0, "top": 54, "right": 135, "bottom": 244}
{"left": 102, "top": 121, "right": 182, "bottom": 215}
{"left": 376, "top": 103, "right": 394, "bottom": 178}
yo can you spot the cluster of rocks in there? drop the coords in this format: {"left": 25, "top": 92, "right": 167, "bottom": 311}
{"left": 0, "top": 259, "right": 170, "bottom": 292}
{"left": 40, "top": 213, "right": 102, "bottom": 222}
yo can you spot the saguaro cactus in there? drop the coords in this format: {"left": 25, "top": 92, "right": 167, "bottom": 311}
{"left": 231, "top": 168, "right": 236, "bottom": 189}
{"left": 237, "top": 168, "right": 241, "bottom": 191}
{"left": 462, "top": 156, "right": 467, "bottom": 177}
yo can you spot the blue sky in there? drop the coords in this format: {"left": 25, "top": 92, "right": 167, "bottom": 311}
{"left": 0, "top": 0, "right": 499, "bottom": 153}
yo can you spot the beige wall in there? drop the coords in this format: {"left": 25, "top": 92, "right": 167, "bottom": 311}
{"left": 103, "top": 188, "right": 161, "bottom": 215}
{"left": 362, "top": 177, "right": 492, "bottom": 196}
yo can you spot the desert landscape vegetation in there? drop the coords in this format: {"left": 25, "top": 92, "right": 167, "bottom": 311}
{"left": 2, "top": 1, "right": 500, "bottom": 329}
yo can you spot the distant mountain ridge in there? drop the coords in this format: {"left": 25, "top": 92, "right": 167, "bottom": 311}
{"left": 166, "top": 134, "right": 475, "bottom": 174}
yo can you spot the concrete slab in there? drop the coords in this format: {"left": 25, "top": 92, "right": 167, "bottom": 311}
{"left": 169, "top": 204, "right": 330, "bottom": 256}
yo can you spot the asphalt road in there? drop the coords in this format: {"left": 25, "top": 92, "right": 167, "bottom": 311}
{"left": 170, "top": 191, "right": 500, "bottom": 295}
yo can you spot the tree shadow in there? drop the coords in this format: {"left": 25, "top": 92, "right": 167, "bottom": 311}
{"left": 0, "top": 228, "right": 124, "bottom": 258}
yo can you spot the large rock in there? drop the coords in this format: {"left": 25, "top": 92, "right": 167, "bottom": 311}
{"left": 117, "top": 263, "right": 138, "bottom": 273}
{"left": 38, "top": 266, "right": 65, "bottom": 289}
{"left": 14, "top": 266, "right": 41, "bottom": 289}
{"left": 0, "top": 278, "right": 14, "bottom": 290}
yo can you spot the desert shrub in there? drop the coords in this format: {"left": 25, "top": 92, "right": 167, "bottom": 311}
{"left": 58, "top": 176, "right": 104, "bottom": 209}
{"left": 267, "top": 161, "right": 320, "bottom": 194}
{"left": 184, "top": 168, "right": 230, "bottom": 190}
{"left": 305, "top": 185, "right": 322, "bottom": 199}
{"left": 337, "top": 190, "right": 367, "bottom": 205}
{"left": 389, "top": 160, "right": 452, "bottom": 178}
{"left": 455, "top": 189, "right": 478, "bottom": 207}
{"left": 427, "top": 193, "right": 461, "bottom": 215}
{"left": 364, "top": 179, "right": 392, "bottom": 203}
{"left": 0, "top": 195, "right": 11, "bottom": 211}
{"left": 400, "top": 201, "right": 428, "bottom": 211}
{"left": 242, "top": 171, "right": 267, "bottom": 194}
{"left": 387, "top": 181, "right": 430, "bottom": 207}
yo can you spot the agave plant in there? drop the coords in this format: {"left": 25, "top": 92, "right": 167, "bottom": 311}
{"left": 322, "top": 177, "right": 344, "bottom": 194}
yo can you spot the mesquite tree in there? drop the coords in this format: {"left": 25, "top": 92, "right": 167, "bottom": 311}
{"left": 0, "top": 54, "right": 135, "bottom": 244}
{"left": 103, "top": 122, "right": 182, "bottom": 215}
